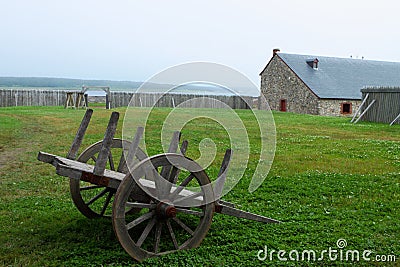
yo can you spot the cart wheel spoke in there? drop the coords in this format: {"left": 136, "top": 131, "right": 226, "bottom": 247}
{"left": 173, "top": 191, "right": 203, "bottom": 205}
{"left": 169, "top": 173, "right": 195, "bottom": 200}
{"left": 166, "top": 219, "right": 179, "bottom": 250}
{"left": 126, "top": 202, "right": 156, "bottom": 209}
{"left": 136, "top": 217, "right": 157, "bottom": 247}
{"left": 112, "top": 153, "right": 214, "bottom": 261}
{"left": 70, "top": 138, "right": 147, "bottom": 218}
{"left": 80, "top": 185, "right": 103, "bottom": 191}
{"left": 175, "top": 207, "right": 204, "bottom": 217}
{"left": 108, "top": 153, "right": 115, "bottom": 171}
{"left": 154, "top": 222, "right": 163, "bottom": 253}
{"left": 150, "top": 169, "right": 161, "bottom": 199}
{"left": 152, "top": 168, "right": 169, "bottom": 199}
{"left": 86, "top": 188, "right": 109, "bottom": 206}
{"left": 169, "top": 166, "right": 181, "bottom": 185}
{"left": 126, "top": 211, "right": 154, "bottom": 230}
{"left": 172, "top": 217, "right": 194, "bottom": 236}
{"left": 117, "top": 152, "right": 126, "bottom": 173}
{"left": 100, "top": 190, "right": 114, "bottom": 216}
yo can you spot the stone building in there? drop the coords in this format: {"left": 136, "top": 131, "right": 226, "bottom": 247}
{"left": 260, "top": 49, "right": 400, "bottom": 116}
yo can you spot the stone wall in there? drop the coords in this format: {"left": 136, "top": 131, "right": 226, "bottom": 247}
{"left": 318, "top": 99, "right": 361, "bottom": 117}
{"left": 260, "top": 55, "right": 319, "bottom": 114}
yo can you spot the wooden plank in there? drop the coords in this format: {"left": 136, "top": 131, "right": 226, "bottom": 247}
{"left": 218, "top": 149, "right": 232, "bottom": 177}
{"left": 42, "top": 152, "right": 204, "bottom": 203}
{"left": 170, "top": 140, "right": 189, "bottom": 184}
{"left": 120, "top": 127, "right": 144, "bottom": 172}
{"left": 37, "top": 151, "right": 58, "bottom": 165}
{"left": 351, "top": 93, "right": 369, "bottom": 123}
{"left": 160, "top": 131, "right": 181, "bottom": 181}
{"left": 213, "top": 149, "right": 232, "bottom": 199}
{"left": 67, "top": 109, "right": 93, "bottom": 159}
{"left": 215, "top": 204, "right": 281, "bottom": 223}
{"left": 354, "top": 99, "right": 376, "bottom": 124}
{"left": 168, "top": 131, "right": 181, "bottom": 153}
{"left": 217, "top": 199, "right": 235, "bottom": 208}
{"left": 390, "top": 112, "right": 400, "bottom": 126}
{"left": 93, "top": 112, "right": 120, "bottom": 176}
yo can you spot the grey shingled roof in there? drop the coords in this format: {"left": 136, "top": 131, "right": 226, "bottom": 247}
{"left": 276, "top": 53, "right": 400, "bottom": 99}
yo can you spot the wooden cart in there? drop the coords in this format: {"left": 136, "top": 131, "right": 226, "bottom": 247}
{"left": 38, "top": 109, "right": 280, "bottom": 262}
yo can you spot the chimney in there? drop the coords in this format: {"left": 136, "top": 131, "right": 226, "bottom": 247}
{"left": 313, "top": 58, "right": 319, "bottom": 69}
{"left": 273, "top": 48, "right": 280, "bottom": 56}
{"left": 306, "top": 58, "right": 319, "bottom": 69}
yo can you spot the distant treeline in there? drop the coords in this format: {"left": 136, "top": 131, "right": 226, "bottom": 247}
{"left": 0, "top": 77, "right": 143, "bottom": 89}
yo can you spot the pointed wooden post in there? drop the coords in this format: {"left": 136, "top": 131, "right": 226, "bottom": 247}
{"left": 213, "top": 149, "right": 232, "bottom": 200}
{"left": 93, "top": 112, "right": 120, "bottom": 176}
{"left": 67, "top": 109, "right": 93, "bottom": 160}
{"left": 118, "top": 127, "right": 145, "bottom": 172}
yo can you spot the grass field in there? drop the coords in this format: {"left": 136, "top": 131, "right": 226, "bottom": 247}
{"left": 0, "top": 106, "right": 399, "bottom": 266}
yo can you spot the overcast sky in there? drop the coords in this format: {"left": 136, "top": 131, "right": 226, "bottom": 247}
{"left": 1, "top": 0, "right": 400, "bottom": 86}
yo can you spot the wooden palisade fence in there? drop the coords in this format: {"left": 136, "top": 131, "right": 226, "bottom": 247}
{"left": 352, "top": 87, "right": 400, "bottom": 125}
{"left": 0, "top": 89, "right": 255, "bottom": 109}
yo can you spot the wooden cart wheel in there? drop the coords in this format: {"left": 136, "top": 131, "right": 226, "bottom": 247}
{"left": 70, "top": 138, "right": 147, "bottom": 218}
{"left": 112, "top": 153, "right": 215, "bottom": 262}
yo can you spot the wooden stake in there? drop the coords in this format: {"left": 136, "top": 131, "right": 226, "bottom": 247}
{"left": 120, "top": 127, "right": 144, "bottom": 172}
{"left": 93, "top": 112, "right": 119, "bottom": 176}
{"left": 67, "top": 109, "right": 93, "bottom": 160}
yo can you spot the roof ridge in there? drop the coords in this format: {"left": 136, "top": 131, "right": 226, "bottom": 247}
{"left": 278, "top": 52, "right": 400, "bottom": 64}
{"left": 272, "top": 52, "right": 400, "bottom": 99}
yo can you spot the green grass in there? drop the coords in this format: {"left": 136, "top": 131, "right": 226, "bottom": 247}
{"left": 0, "top": 106, "right": 399, "bottom": 266}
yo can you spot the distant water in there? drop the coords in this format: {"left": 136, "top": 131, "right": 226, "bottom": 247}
{"left": 1, "top": 86, "right": 258, "bottom": 97}
{"left": 86, "top": 90, "right": 106, "bottom": 96}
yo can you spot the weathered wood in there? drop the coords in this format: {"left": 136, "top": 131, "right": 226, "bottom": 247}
{"left": 354, "top": 99, "right": 376, "bottom": 124}
{"left": 120, "top": 127, "right": 145, "bottom": 172}
{"left": 215, "top": 203, "right": 281, "bottom": 223}
{"left": 351, "top": 93, "right": 369, "bottom": 123}
{"left": 75, "top": 92, "right": 87, "bottom": 109}
{"left": 38, "top": 151, "right": 59, "bottom": 165}
{"left": 160, "top": 131, "right": 181, "bottom": 181}
{"left": 93, "top": 112, "right": 119, "bottom": 176}
{"left": 218, "top": 149, "right": 232, "bottom": 177}
{"left": 39, "top": 151, "right": 204, "bottom": 199}
{"left": 0, "top": 89, "right": 256, "bottom": 109}
{"left": 217, "top": 200, "right": 235, "bottom": 208}
{"left": 67, "top": 109, "right": 93, "bottom": 160}
{"left": 112, "top": 153, "right": 215, "bottom": 262}
{"left": 82, "top": 86, "right": 111, "bottom": 109}
{"left": 69, "top": 138, "right": 148, "bottom": 219}
{"left": 167, "top": 131, "right": 181, "bottom": 153}
{"left": 213, "top": 149, "right": 232, "bottom": 199}
{"left": 64, "top": 92, "right": 75, "bottom": 109}
{"left": 360, "top": 87, "right": 400, "bottom": 123}
{"left": 390, "top": 112, "right": 400, "bottom": 126}
{"left": 169, "top": 140, "right": 189, "bottom": 184}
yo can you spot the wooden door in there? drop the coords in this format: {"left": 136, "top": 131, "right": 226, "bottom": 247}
{"left": 280, "top": 99, "right": 287, "bottom": 112}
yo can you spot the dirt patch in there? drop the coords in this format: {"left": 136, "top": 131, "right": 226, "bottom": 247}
{"left": 0, "top": 147, "right": 26, "bottom": 170}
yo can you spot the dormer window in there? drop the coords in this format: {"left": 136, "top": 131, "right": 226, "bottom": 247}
{"left": 306, "top": 58, "right": 319, "bottom": 70}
